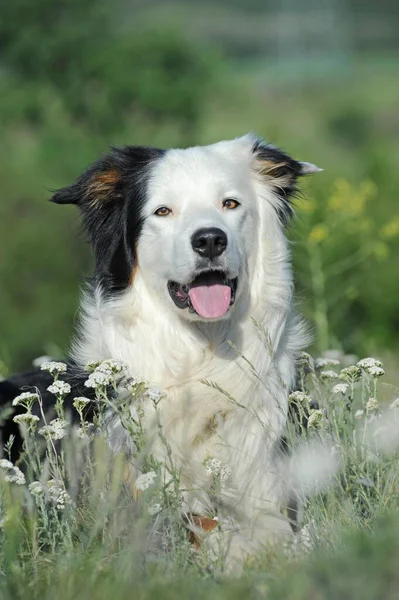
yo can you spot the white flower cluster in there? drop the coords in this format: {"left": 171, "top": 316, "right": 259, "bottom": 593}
{"left": 204, "top": 458, "right": 231, "bottom": 481}
{"left": 148, "top": 502, "right": 162, "bottom": 516}
{"left": 40, "top": 361, "right": 67, "bottom": 375}
{"left": 29, "top": 480, "right": 71, "bottom": 510}
{"left": 39, "top": 418, "right": 68, "bottom": 440}
{"left": 288, "top": 391, "right": 311, "bottom": 406}
{"left": 47, "top": 380, "right": 71, "bottom": 396}
{"left": 76, "top": 424, "right": 95, "bottom": 440}
{"left": 332, "top": 383, "right": 349, "bottom": 395}
{"left": 28, "top": 481, "right": 45, "bottom": 497}
{"left": 357, "top": 358, "right": 385, "bottom": 378}
{"left": 0, "top": 459, "right": 25, "bottom": 485}
{"left": 135, "top": 471, "right": 157, "bottom": 491}
{"left": 126, "top": 375, "right": 147, "bottom": 393}
{"left": 315, "top": 358, "right": 340, "bottom": 369}
{"left": 299, "top": 352, "right": 314, "bottom": 370}
{"left": 320, "top": 370, "right": 338, "bottom": 381}
{"left": 47, "top": 479, "right": 72, "bottom": 510}
{"left": 339, "top": 366, "right": 362, "bottom": 383}
{"left": 84, "top": 360, "right": 125, "bottom": 389}
{"left": 12, "top": 391, "right": 40, "bottom": 407}
{"left": 146, "top": 388, "right": 164, "bottom": 404}
{"left": 13, "top": 413, "right": 40, "bottom": 427}
{"left": 308, "top": 409, "right": 324, "bottom": 429}
{"left": 73, "top": 397, "right": 92, "bottom": 411}
{"left": 366, "top": 397, "right": 380, "bottom": 413}
{"left": 84, "top": 370, "right": 113, "bottom": 389}
{"left": 357, "top": 357, "right": 383, "bottom": 370}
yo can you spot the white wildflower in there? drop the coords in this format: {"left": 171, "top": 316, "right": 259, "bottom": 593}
{"left": 220, "top": 465, "right": 232, "bottom": 481}
{"left": 126, "top": 376, "right": 147, "bottom": 393}
{"left": 39, "top": 418, "right": 68, "bottom": 440}
{"left": 0, "top": 460, "right": 25, "bottom": 485}
{"left": 135, "top": 471, "right": 157, "bottom": 491}
{"left": 73, "top": 397, "right": 92, "bottom": 411}
{"left": 47, "top": 479, "right": 71, "bottom": 510}
{"left": 40, "top": 361, "right": 67, "bottom": 375}
{"left": 366, "top": 397, "right": 380, "bottom": 413}
{"left": 320, "top": 370, "right": 338, "bottom": 381}
{"left": 357, "top": 358, "right": 383, "bottom": 372}
{"left": 204, "top": 458, "right": 221, "bottom": 476}
{"left": 332, "top": 383, "right": 349, "bottom": 395}
{"left": 315, "top": 358, "right": 340, "bottom": 369}
{"left": 355, "top": 409, "right": 364, "bottom": 420}
{"left": 146, "top": 388, "right": 164, "bottom": 404}
{"left": 308, "top": 409, "right": 324, "bottom": 430}
{"left": 367, "top": 366, "right": 385, "bottom": 379}
{"left": 29, "top": 481, "right": 44, "bottom": 497}
{"left": 84, "top": 371, "right": 113, "bottom": 389}
{"left": 13, "top": 413, "right": 40, "bottom": 427}
{"left": 339, "top": 366, "right": 361, "bottom": 383}
{"left": 85, "top": 360, "right": 102, "bottom": 372}
{"left": 299, "top": 352, "right": 314, "bottom": 371}
{"left": 148, "top": 502, "right": 162, "bottom": 516}
{"left": 289, "top": 391, "right": 311, "bottom": 406}
{"left": 47, "top": 380, "right": 71, "bottom": 396}
{"left": 96, "top": 359, "right": 126, "bottom": 375}
{"left": 12, "top": 391, "right": 40, "bottom": 407}
{"left": 76, "top": 423, "right": 95, "bottom": 440}
{"left": 0, "top": 459, "right": 13, "bottom": 470}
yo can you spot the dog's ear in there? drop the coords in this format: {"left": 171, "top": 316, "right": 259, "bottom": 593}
{"left": 51, "top": 160, "right": 123, "bottom": 208}
{"left": 51, "top": 146, "right": 165, "bottom": 208}
{"left": 252, "top": 138, "right": 322, "bottom": 224}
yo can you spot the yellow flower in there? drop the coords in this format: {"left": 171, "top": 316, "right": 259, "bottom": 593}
{"left": 328, "top": 179, "right": 376, "bottom": 216}
{"left": 380, "top": 217, "right": 399, "bottom": 240}
{"left": 300, "top": 199, "right": 315, "bottom": 213}
{"left": 309, "top": 224, "right": 328, "bottom": 244}
{"left": 328, "top": 179, "right": 351, "bottom": 212}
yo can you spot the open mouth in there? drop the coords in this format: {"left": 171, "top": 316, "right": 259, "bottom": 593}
{"left": 168, "top": 271, "right": 238, "bottom": 319}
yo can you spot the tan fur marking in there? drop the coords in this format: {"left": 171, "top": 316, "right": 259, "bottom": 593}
{"left": 86, "top": 169, "right": 120, "bottom": 205}
{"left": 186, "top": 514, "right": 219, "bottom": 549}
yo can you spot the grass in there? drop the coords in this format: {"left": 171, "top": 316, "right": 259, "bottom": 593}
{"left": 1, "top": 352, "right": 399, "bottom": 599}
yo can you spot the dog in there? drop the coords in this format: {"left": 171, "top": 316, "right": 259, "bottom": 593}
{"left": 0, "top": 134, "right": 320, "bottom": 566}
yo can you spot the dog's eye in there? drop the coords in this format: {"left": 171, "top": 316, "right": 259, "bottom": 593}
{"left": 222, "top": 199, "right": 240, "bottom": 210}
{"left": 154, "top": 206, "right": 172, "bottom": 217}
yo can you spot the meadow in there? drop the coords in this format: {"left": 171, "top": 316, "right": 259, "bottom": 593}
{"left": 1, "top": 1, "right": 399, "bottom": 596}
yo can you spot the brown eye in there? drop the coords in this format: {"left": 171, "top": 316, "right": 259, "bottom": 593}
{"left": 223, "top": 198, "right": 240, "bottom": 210}
{"left": 155, "top": 206, "right": 172, "bottom": 216}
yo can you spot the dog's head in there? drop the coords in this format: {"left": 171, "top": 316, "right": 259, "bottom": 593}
{"left": 52, "top": 135, "right": 320, "bottom": 322}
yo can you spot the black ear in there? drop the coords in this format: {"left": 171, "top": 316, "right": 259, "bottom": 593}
{"left": 51, "top": 163, "right": 122, "bottom": 207}
{"left": 50, "top": 146, "right": 165, "bottom": 295}
{"left": 252, "top": 138, "right": 322, "bottom": 224}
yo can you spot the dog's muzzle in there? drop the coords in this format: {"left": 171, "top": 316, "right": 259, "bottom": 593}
{"left": 167, "top": 270, "right": 238, "bottom": 319}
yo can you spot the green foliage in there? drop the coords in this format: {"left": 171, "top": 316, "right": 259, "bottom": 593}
{"left": 0, "top": 0, "right": 217, "bottom": 134}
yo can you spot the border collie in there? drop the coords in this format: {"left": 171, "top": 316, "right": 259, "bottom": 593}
{"left": 2, "top": 134, "right": 320, "bottom": 566}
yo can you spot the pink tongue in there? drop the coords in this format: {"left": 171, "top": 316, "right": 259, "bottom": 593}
{"left": 188, "top": 284, "right": 231, "bottom": 319}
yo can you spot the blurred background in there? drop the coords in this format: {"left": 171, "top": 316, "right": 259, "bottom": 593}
{"left": 0, "top": 0, "right": 398, "bottom": 373}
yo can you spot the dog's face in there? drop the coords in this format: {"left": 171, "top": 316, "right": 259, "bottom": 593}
{"left": 52, "top": 135, "right": 319, "bottom": 322}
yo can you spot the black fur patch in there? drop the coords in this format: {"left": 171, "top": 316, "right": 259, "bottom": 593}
{"left": 0, "top": 364, "right": 97, "bottom": 463}
{"left": 52, "top": 146, "right": 165, "bottom": 294}
{"left": 252, "top": 139, "right": 304, "bottom": 226}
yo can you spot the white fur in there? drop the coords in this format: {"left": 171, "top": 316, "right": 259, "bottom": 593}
{"left": 73, "top": 135, "right": 309, "bottom": 567}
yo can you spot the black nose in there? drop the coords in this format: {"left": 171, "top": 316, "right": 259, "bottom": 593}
{"left": 191, "top": 227, "right": 228, "bottom": 260}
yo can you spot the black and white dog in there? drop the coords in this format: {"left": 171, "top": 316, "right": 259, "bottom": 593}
{"left": 0, "top": 134, "right": 320, "bottom": 564}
